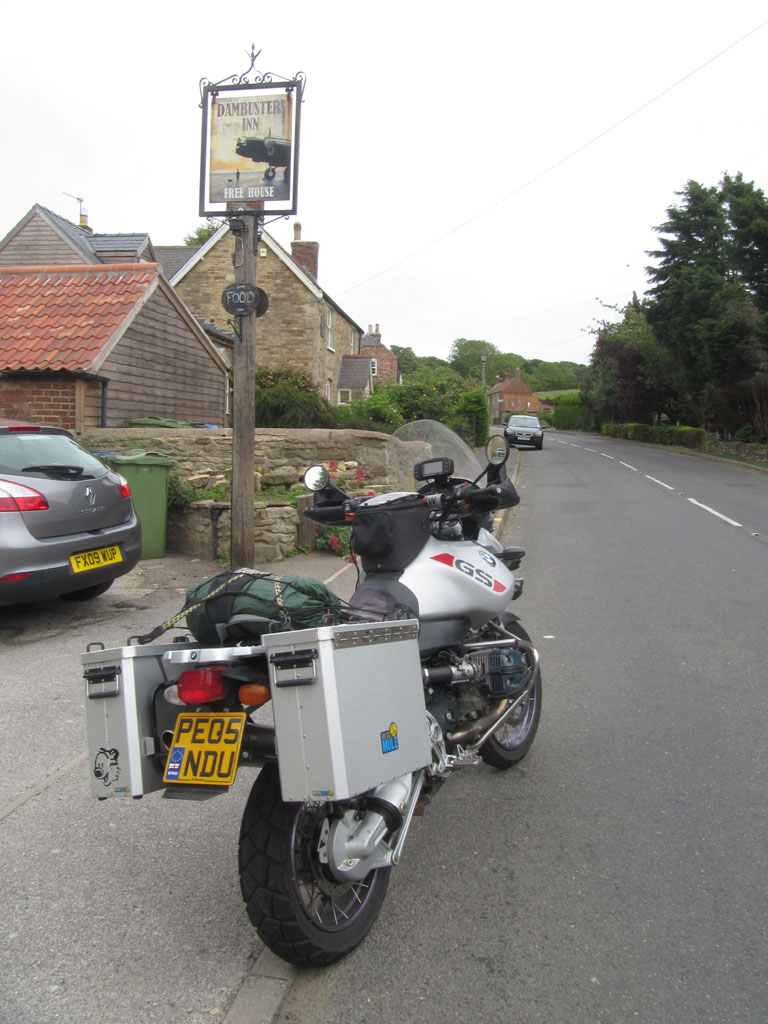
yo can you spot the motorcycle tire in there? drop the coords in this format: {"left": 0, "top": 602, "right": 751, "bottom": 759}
{"left": 479, "top": 618, "right": 542, "bottom": 769}
{"left": 239, "top": 764, "right": 391, "bottom": 966}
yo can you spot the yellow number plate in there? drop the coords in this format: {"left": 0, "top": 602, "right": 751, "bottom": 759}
{"left": 70, "top": 545, "right": 123, "bottom": 573}
{"left": 163, "top": 713, "right": 247, "bottom": 787}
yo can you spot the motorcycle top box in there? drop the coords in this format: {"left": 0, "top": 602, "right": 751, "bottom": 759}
{"left": 264, "top": 619, "right": 431, "bottom": 803}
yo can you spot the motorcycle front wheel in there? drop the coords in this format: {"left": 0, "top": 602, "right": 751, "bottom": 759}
{"left": 239, "top": 764, "right": 390, "bottom": 966}
{"left": 479, "top": 618, "right": 542, "bottom": 769}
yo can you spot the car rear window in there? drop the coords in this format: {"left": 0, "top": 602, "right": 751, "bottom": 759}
{"left": 0, "top": 432, "right": 106, "bottom": 478}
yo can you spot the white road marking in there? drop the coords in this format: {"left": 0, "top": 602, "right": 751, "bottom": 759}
{"left": 324, "top": 563, "right": 354, "bottom": 585}
{"left": 560, "top": 441, "right": 749, "bottom": 534}
{"left": 687, "top": 498, "right": 743, "bottom": 528}
{"left": 645, "top": 475, "right": 674, "bottom": 490}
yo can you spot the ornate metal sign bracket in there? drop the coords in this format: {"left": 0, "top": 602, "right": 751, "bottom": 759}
{"left": 198, "top": 45, "right": 305, "bottom": 219}
{"left": 199, "top": 44, "right": 306, "bottom": 105}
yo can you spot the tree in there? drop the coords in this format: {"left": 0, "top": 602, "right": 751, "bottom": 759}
{"left": 390, "top": 345, "right": 419, "bottom": 376}
{"left": 445, "top": 387, "right": 490, "bottom": 446}
{"left": 645, "top": 177, "right": 766, "bottom": 427}
{"left": 721, "top": 172, "right": 768, "bottom": 317}
{"left": 387, "top": 367, "right": 469, "bottom": 423}
{"left": 582, "top": 298, "right": 676, "bottom": 427}
{"left": 182, "top": 220, "right": 223, "bottom": 246}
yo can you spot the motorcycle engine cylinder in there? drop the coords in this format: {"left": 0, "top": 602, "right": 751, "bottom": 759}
{"left": 467, "top": 647, "right": 529, "bottom": 697}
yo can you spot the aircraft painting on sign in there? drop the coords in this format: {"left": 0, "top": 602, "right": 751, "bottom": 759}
{"left": 235, "top": 132, "right": 291, "bottom": 181}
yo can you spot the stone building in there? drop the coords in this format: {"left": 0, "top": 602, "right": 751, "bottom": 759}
{"left": 158, "top": 222, "right": 366, "bottom": 405}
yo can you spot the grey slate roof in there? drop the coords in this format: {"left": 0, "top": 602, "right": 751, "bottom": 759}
{"left": 156, "top": 245, "right": 199, "bottom": 279}
{"left": 40, "top": 206, "right": 155, "bottom": 263}
{"left": 338, "top": 355, "right": 373, "bottom": 387}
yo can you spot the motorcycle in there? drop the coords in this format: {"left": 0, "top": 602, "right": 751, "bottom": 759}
{"left": 82, "top": 423, "right": 541, "bottom": 967}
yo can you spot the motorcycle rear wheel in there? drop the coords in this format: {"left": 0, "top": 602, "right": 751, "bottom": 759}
{"left": 480, "top": 619, "right": 542, "bottom": 769}
{"left": 239, "top": 764, "right": 390, "bottom": 966}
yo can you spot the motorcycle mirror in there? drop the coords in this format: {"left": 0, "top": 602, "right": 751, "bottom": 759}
{"left": 485, "top": 435, "right": 509, "bottom": 466}
{"left": 304, "top": 465, "right": 330, "bottom": 491}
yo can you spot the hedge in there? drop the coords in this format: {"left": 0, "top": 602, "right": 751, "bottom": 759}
{"left": 600, "top": 423, "right": 705, "bottom": 449}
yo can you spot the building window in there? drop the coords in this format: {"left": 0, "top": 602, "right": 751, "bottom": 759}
{"left": 371, "top": 358, "right": 378, "bottom": 377}
{"left": 339, "top": 388, "right": 351, "bottom": 405}
{"left": 326, "top": 379, "right": 332, "bottom": 401}
{"left": 326, "top": 307, "right": 334, "bottom": 351}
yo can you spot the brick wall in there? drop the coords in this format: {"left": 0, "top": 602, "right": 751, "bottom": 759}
{"left": 0, "top": 375, "right": 79, "bottom": 429}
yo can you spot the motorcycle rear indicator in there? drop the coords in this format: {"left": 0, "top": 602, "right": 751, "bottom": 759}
{"left": 177, "top": 666, "right": 227, "bottom": 704}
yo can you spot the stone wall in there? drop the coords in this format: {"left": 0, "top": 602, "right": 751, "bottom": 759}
{"left": 81, "top": 426, "right": 429, "bottom": 562}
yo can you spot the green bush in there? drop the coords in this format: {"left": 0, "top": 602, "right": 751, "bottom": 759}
{"left": 167, "top": 473, "right": 199, "bottom": 512}
{"left": 733, "top": 423, "right": 755, "bottom": 443}
{"left": 254, "top": 384, "right": 339, "bottom": 428}
{"left": 602, "top": 423, "right": 706, "bottom": 449}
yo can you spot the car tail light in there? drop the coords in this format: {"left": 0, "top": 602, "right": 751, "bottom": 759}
{"left": 176, "top": 666, "right": 227, "bottom": 704}
{"left": 0, "top": 572, "right": 31, "bottom": 583}
{"left": 115, "top": 473, "right": 131, "bottom": 499}
{"left": 0, "top": 480, "right": 49, "bottom": 512}
{"left": 7, "top": 425, "right": 41, "bottom": 433}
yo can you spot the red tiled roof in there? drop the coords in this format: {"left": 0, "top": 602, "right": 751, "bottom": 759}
{"left": 0, "top": 263, "right": 158, "bottom": 372}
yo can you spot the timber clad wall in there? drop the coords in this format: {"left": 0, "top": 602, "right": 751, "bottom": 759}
{"left": 97, "top": 290, "right": 226, "bottom": 427}
{"left": 0, "top": 217, "right": 88, "bottom": 267}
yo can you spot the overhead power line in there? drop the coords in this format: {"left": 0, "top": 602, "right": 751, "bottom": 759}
{"left": 337, "top": 17, "right": 768, "bottom": 298}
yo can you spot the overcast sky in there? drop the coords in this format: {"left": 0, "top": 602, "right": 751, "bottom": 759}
{"left": 1, "top": 0, "right": 766, "bottom": 367}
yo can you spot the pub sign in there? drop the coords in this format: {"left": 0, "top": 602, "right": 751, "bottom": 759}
{"left": 199, "top": 79, "right": 302, "bottom": 218}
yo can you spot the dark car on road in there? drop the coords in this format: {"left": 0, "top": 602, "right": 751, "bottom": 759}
{"left": 505, "top": 414, "right": 545, "bottom": 449}
{"left": 0, "top": 422, "right": 141, "bottom": 606}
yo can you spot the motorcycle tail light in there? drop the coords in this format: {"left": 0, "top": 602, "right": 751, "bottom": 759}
{"left": 177, "top": 666, "right": 227, "bottom": 704}
{"left": 238, "top": 683, "right": 270, "bottom": 706}
{"left": 0, "top": 480, "right": 49, "bottom": 512}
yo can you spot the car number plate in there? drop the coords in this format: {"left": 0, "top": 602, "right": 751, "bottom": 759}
{"left": 163, "top": 713, "right": 247, "bottom": 787}
{"left": 70, "top": 545, "right": 123, "bottom": 573}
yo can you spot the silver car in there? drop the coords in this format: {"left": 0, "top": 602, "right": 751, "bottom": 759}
{"left": 0, "top": 422, "right": 141, "bottom": 605}
{"left": 504, "top": 414, "right": 544, "bottom": 449}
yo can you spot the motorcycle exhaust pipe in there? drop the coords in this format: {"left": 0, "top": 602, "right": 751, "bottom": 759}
{"left": 445, "top": 697, "right": 510, "bottom": 747}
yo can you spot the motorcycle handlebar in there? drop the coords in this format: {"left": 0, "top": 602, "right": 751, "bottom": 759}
{"left": 303, "top": 504, "right": 348, "bottom": 526}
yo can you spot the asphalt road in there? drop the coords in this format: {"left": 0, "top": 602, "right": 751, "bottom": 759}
{"left": 278, "top": 433, "right": 768, "bottom": 1024}
{"left": 2, "top": 436, "right": 767, "bottom": 1023}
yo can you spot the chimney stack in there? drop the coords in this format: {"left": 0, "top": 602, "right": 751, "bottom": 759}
{"left": 291, "top": 221, "right": 319, "bottom": 279}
